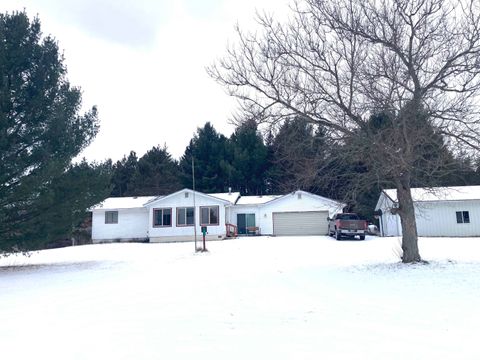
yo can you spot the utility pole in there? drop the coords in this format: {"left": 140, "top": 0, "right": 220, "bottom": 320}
{"left": 192, "top": 157, "right": 198, "bottom": 251}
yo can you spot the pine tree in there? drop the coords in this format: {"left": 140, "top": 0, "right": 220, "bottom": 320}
{"left": 179, "top": 122, "right": 231, "bottom": 193}
{"left": 267, "top": 117, "right": 327, "bottom": 193}
{"left": 229, "top": 119, "right": 268, "bottom": 194}
{"left": 0, "top": 12, "right": 104, "bottom": 253}
{"left": 111, "top": 151, "right": 138, "bottom": 196}
{"left": 131, "top": 145, "right": 182, "bottom": 195}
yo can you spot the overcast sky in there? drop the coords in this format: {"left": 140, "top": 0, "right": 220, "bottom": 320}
{"left": 0, "top": 0, "right": 290, "bottom": 162}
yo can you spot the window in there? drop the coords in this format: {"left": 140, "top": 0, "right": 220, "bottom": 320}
{"left": 456, "top": 211, "right": 470, "bottom": 224}
{"left": 153, "top": 208, "right": 172, "bottom": 227}
{"left": 105, "top": 211, "right": 118, "bottom": 224}
{"left": 336, "top": 213, "right": 360, "bottom": 220}
{"left": 200, "top": 206, "right": 219, "bottom": 226}
{"left": 177, "top": 207, "right": 195, "bottom": 226}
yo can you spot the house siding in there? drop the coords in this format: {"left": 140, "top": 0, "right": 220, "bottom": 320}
{"left": 377, "top": 193, "right": 401, "bottom": 237}
{"left": 228, "top": 205, "right": 261, "bottom": 232}
{"left": 415, "top": 200, "right": 480, "bottom": 237}
{"left": 146, "top": 190, "right": 227, "bottom": 242}
{"left": 92, "top": 208, "right": 149, "bottom": 242}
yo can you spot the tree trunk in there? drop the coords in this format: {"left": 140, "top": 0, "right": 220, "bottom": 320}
{"left": 396, "top": 180, "right": 421, "bottom": 263}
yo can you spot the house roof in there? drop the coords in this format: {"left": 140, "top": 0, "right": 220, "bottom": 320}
{"left": 236, "top": 195, "right": 283, "bottom": 205}
{"left": 383, "top": 186, "right": 480, "bottom": 203}
{"left": 208, "top": 192, "right": 241, "bottom": 204}
{"left": 261, "top": 190, "right": 345, "bottom": 208}
{"left": 236, "top": 190, "right": 345, "bottom": 208}
{"left": 91, "top": 196, "right": 157, "bottom": 210}
{"left": 144, "top": 188, "right": 232, "bottom": 207}
{"left": 91, "top": 189, "right": 345, "bottom": 211}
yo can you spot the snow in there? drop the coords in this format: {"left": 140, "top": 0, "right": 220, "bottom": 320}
{"left": 208, "top": 192, "right": 241, "bottom": 204}
{"left": 92, "top": 191, "right": 241, "bottom": 211}
{"left": 91, "top": 196, "right": 157, "bottom": 210}
{"left": 384, "top": 185, "right": 480, "bottom": 202}
{"left": 1, "top": 236, "right": 480, "bottom": 359}
{"left": 236, "top": 194, "right": 283, "bottom": 205}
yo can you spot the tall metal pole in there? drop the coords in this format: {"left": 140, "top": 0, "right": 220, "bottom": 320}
{"left": 192, "top": 156, "right": 198, "bottom": 251}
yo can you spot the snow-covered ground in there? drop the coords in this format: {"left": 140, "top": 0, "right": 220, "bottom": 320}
{"left": 1, "top": 236, "right": 480, "bottom": 360}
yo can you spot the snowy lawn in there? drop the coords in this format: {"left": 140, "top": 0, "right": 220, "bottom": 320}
{"left": 1, "top": 236, "right": 480, "bottom": 359}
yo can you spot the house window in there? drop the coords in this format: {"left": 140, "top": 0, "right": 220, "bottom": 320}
{"left": 105, "top": 211, "right": 118, "bottom": 224}
{"left": 153, "top": 208, "right": 172, "bottom": 227}
{"left": 456, "top": 211, "right": 470, "bottom": 224}
{"left": 177, "top": 207, "right": 195, "bottom": 226}
{"left": 200, "top": 206, "right": 219, "bottom": 226}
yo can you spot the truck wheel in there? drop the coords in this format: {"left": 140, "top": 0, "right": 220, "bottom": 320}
{"left": 335, "top": 231, "right": 342, "bottom": 241}
{"left": 359, "top": 235, "right": 365, "bottom": 240}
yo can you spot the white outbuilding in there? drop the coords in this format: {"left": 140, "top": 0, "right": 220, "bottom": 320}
{"left": 91, "top": 189, "right": 344, "bottom": 243}
{"left": 375, "top": 185, "right": 480, "bottom": 237}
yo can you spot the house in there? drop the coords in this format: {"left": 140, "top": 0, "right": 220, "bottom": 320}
{"left": 375, "top": 185, "right": 480, "bottom": 237}
{"left": 91, "top": 189, "right": 344, "bottom": 243}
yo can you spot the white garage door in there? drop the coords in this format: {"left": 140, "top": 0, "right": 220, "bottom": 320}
{"left": 273, "top": 211, "right": 329, "bottom": 236}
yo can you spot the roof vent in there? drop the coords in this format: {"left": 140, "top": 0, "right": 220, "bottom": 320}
{"left": 297, "top": 193, "right": 302, "bottom": 200}
{"left": 185, "top": 192, "right": 189, "bottom": 198}
{"left": 228, "top": 187, "right": 232, "bottom": 195}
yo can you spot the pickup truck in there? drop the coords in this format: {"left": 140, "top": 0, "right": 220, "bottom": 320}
{"left": 328, "top": 213, "right": 367, "bottom": 240}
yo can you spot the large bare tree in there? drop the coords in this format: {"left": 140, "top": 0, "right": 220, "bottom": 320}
{"left": 209, "top": 0, "right": 480, "bottom": 262}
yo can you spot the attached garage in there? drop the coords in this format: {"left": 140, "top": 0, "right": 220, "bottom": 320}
{"left": 228, "top": 190, "right": 345, "bottom": 236}
{"left": 273, "top": 211, "right": 329, "bottom": 236}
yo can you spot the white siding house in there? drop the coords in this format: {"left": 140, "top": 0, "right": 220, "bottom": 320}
{"left": 91, "top": 189, "right": 344, "bottom": 243}
{"left": 375, "top": 186, "right": 480, "bottom": 237}
{"left": 91, "top": 196, "right": 156, "bottom": 242}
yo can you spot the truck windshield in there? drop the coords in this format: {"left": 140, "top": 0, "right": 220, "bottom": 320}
{"left": 336, "top": 214, "right": 360, "bottom": 220}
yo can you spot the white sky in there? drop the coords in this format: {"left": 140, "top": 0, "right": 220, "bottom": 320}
{"left": 0, "top": 0, "right": 290, "bottom": 162}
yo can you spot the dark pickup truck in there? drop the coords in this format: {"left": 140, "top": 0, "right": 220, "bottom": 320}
{"left": 328, "top": 213, "right": 367, "bottom": 240}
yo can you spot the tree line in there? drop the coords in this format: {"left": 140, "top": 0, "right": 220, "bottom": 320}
{"left": 110, "top": 117, "right": 480, "bottom": 219}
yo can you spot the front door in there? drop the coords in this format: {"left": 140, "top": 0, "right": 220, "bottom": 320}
{"left": 237, "top": 213, "right": 255, "bottom": 235}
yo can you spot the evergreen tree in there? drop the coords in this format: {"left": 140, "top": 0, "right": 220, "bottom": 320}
{"left": 267, "top": 117, "right": 327, "bottom": 194}
{"left": 40, "top": 160, "right": 111, "bottom": 246}
{"left": 111, "top": 151, "right": 138, "bottom": 196}
{"left": 131, "top": 145, "right": 182, "bottom": 195}
{"left": 229, "top": 119, "right": 268, "bottom": 194}
{"left": 179, "top": 122, "right": 231, "bottom": 193}
{"left": 0, "top": 12, "right": 102, "bottom": 253}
